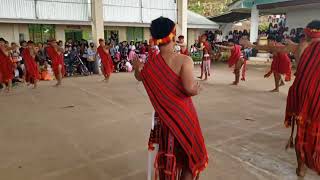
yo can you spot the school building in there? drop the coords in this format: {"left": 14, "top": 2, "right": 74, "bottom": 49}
{"left": 0, "top": 0, "right": 218, "bottom": 47}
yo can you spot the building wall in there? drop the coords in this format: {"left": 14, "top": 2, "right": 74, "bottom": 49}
{"left": 286, "top": 5, "right": 320, "bottom": 30}
{"left": 103, "top": 0, "right": 177, "bottom": 23}
{"left": 143, "top": 27, "right": 151, "bottom": 41}
{"left": 0, "top": 23, "right": 29, "bottom": 43}
{"left": 187, "top": 28, "right": 204, "bottom": 48}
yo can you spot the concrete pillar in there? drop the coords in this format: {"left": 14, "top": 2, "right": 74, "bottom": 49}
{"left": 55, "top": 25, "right": 66, "bottom": 42}
{"left": 91, "top": 0, "right": 104, "bottom": 45}
{"left": 177, "top": 0, "right": 188, "bottom": 41}
{"left": 13, "top": 24, "right": 20, "bottom": 43}
{"left": 250, "top": 4, "right": 259, "bottom": 43}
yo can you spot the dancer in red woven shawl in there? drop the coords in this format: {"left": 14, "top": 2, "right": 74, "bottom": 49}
{"left": 97, "top": 39, "right": 113, "bottom": 82}
{"left": 216, "top": 40, "right": 245, "bottom": 85}
{"left": 22, "top": 41, "right": 40, "bottom": 89}
{"left": 0, "top": 38, "right": 13, "bottom": 92}
{"left": 133, "top": 17, "right": 208, "bottom": 180}
{"left": 46, "top": 39, "right": 65, "bottom": 86}
{"left": 284, "top": 20, "right": 320, "bottom": 177}
{"left": 198, "top": 35, "right": 212, "bottom": 79}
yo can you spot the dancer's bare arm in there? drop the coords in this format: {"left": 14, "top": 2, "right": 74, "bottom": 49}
{"left": 133, "top": 55, "right": 144, "bottom": 81}
{"left": 216, "top": 44, "right": 234, "bottom": 50}
{"left": 181, "top": 56, "right": 201, "bottom": 96}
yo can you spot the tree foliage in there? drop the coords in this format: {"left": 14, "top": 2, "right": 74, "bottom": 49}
{"left": 188, "top": 0, "right": 239, "bottom": 17}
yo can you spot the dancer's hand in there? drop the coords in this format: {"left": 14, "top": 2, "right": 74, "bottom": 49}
{"left": 133, "top": 55, "right": 144, "bottom": 71}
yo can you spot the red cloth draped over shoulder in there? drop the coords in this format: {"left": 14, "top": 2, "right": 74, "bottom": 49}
{"left": 271, "top": 52, "right": 292, "bottom": 81}
{"left": 285, "top": 41, "right": 320, "bottom": 173}
{"left": 22, "top": 49, "right": 40, "bottom": 82}
{"left": 141, "top": 54, "right": 208, "bottom": 177}
{"left": 0, "top": 49, "right": 13, "bottom": 83}
{"left": 97, "top": 46, "right": 113, "bottom": 76}
{"left": 46, "top": 46, "right": 65, "bottom": 76}
{"left": 228, "top": 44, "right": 241, "bottom": 67}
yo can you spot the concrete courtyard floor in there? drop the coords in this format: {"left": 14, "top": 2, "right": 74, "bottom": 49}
{"left": 0, "top": 63, "right": 319, "bottom": 180}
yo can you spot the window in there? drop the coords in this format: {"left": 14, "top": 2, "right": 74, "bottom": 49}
{"left": 29, "top": 24, "right": 55, "bottom": 43}
{"left": 126, "top": 27, "right": 144, "bottom": 42}
{"left": 65, "top": 30, "right": 83, "bottom": 42}
{"left": 104, "top": 30, "right": 119, "bottom": 44}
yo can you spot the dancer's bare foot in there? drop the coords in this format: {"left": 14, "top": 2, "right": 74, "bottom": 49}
{"left": 296, "top": 166, "right": 306, "bottom": 177}
{"left": 270, "top": 89, "right": 279, "bottom": 92}
{"left": 241, "top": 77, "right": 245, "bottom": 81}
{"left": 231, "top": 81, "right": 238, "bottom": 85}
{"left": 103, "top": 78, "right": 109, "bottom": 83}
{"left": 280, "top": 80, "right": 285, "bottom": 86}
{"left": 54, "top": 82, "right": 61, "bottom": 87}
{"left": 197, "top": 76, "right": 203, "bottom": 80}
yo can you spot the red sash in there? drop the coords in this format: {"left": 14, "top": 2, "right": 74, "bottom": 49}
{"left": 46, "top": 46, "right": 65, "bottom": 76}
{"left": 141, "top": 54, "right": 208, "bottom": 177}
{"left": 22, "top": 49, "right": 40, "bottom": 82}
{"left": 97, "top": 46, "right": 113, "bottom": 76}
{"left": 285, "top": 41, "right": 320, "bottom": 173}
{"left": 228, "top": 45, "right": 241, "bottom": 67}
{"left": 0, "top": 50, "right": 13, "bottom": 83}
{"left": 271, "top": 52, "right": 292, "bottom": 81}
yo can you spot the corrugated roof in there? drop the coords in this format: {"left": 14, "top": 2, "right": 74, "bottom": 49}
{"left": 187, "top": 10, "right": 219, "bottom": 29}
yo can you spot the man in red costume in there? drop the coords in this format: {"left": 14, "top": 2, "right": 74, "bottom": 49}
{"left": 177, "top": 35, "right": 189, "bottom": 56}
{"left": 133, "top": 17, "right": 208, "bottom": 180}
{"left": 284, "top": 20, "right": 320, "bottom": 177}
{"left": 22, "top": 41, "right": 40, "bottom": 89}
{"left": 216, "top": 40, "right": 245, "bottom": 85}
{"left": 46, "top": 39, "right": 65, "bottom": 86}
{"left": 198, "top": 35, "right": 212, "bottom": 80}
{"left": 97, "top": 38, "right": 113, "bottom": 82}
{"left": 242, "top": 35, "right": 292, "bottom": 91}
{"left": 0, "top": 38, "right": 13, "bottom": 92}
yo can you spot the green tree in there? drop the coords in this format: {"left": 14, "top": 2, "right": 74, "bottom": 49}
{"left": 188, "top": 0, "right": 239, "bottom": 17}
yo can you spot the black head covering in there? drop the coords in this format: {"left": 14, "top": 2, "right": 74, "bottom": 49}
{"left": 306, "top": 20, "right": 320, "bottom": 30}
{"left": 150, "top": 17, "right": 175, "bottom": 40}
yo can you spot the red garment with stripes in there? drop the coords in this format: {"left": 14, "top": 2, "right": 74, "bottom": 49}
{"left": 97, "top": 46, "right": 113, "bottom": 76}
{"left": 228, "top": 44, "right": 241, "bottom": 67}
{"left": 22, "top": 49, "right": 40, "bottom": 83}
{"left": 0, "top": 49, "right": 13, "bottom": 83}
{"left": 271, "top": 52, "right": 292, "bottom": 81}
{"left": 46, "top": 46, "right": 65, "bottom": 77}
{"left": 285, "top": 41, "right": 320, "bottom": 173}
{"left": 141, "top": 54, "right": 208, "bottom": 177}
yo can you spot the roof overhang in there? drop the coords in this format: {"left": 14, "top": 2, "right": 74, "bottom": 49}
{"left": 187, "top": 24, "right": 219, "bottom": 29}
{"left": 257, "top": 0, "right": 320, "bottom": 10}
{"left": 209, "top": 9, "right": 251, "bottom": 23}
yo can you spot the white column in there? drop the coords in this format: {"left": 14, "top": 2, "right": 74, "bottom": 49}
{"left": 250, "top": 4, "right": 259, "bottom": 43}
{"left": 13, "top": 24, "right": 20, "bottom": 43}
{"left": 91, "top": 0, "right": 104, "bottom": 45}
{"left": 177, "top": 0, "right": 188, "bottom": 41}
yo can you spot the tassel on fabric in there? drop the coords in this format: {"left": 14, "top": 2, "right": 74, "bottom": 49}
{"left": 286, "top": 117, "right": 295, "bottom": 150}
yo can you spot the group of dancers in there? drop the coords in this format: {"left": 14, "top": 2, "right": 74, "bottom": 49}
{"left": 0, "top": 38, "right": 115, "bottom": 92}
{"left": 1, "top": 17, "right": 319, "bottom": 179}
{"left": 133, "top": 17, "right": 319, "bottom": 180}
